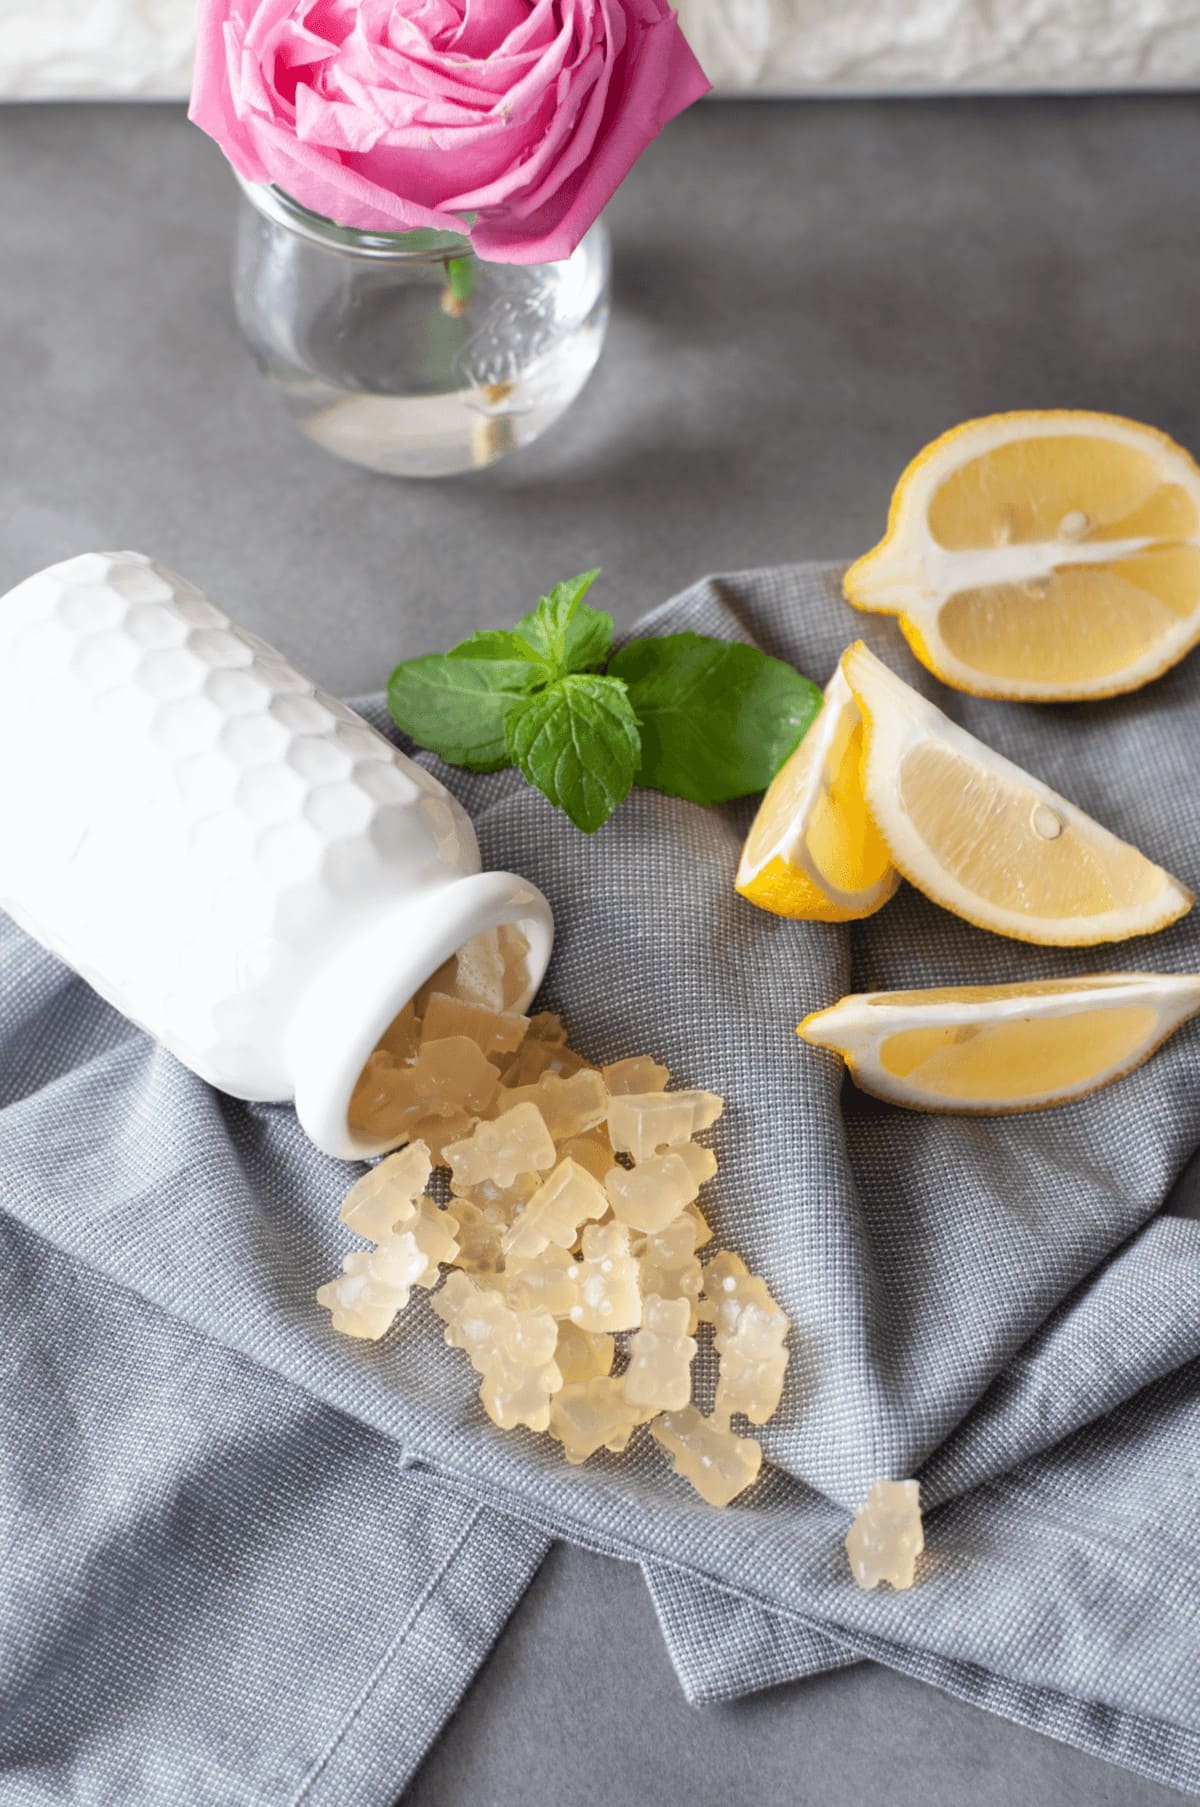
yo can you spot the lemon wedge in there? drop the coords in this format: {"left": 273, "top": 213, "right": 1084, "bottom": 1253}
{"left": 799, "top": 973, "right": 1200, "bottom": 1112}
{"left": 845, "top": 411, "right": 1200, "bottom": 701}
{"left": 843, "top": 642, "right": 1192, "bottom": 946}
{"left": 735, "top": 667, "right": 899, "bottom": 920}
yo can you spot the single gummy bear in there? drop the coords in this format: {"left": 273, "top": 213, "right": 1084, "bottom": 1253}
{"left": 404, "top": 1036, "right": 502, "bottom": 1119}
{"left": 651, "top": 1406, "right": 763, "bottom": 1508}
{"left": 340, "top": 1141, "right": 433, "bottom": 1243}
{"left": 445, "top": 1102, "right": 557, "bottom": 1191}
{"left": 449, "top": 1199, "right": 507, "bottom": 1275}
{"left": 604, "top": 1145, "right": 710, "bottom": 1234}
{"left": 700, "top": 1250, "right": 788, "bottom": 1342}
{"left": 714, "top": 1301, "right": 789, "bottom": 1425}
{"left": 601, "top": 1054, "right": 669, "bottom": 1096}
{"left": 500, "top": 1068, "right": 610, "bottom": 1141}
{"left": 623, "top": 1294, "right": 696, "bottom": 1411}
{"left": 570, "top": 1221, "right": 643, "bottom": 1333}
{"left": 420, "top": 992, "right": 529, "bottom": 1060}
{"left": 503, "top": 1244, "right": 580, "bottom": 1317}
{"left": 554, "top": 1319, "right": 615, "bottom": 1386}
{"left": 607, "top": 1091, "right": 723, "bottom": 1162}
{"left": 317, "top": 1192, "right": 459, "bottom": 1341}
{"left": 547, "top": 1376, "right": 650, "bottom": 1465}
{"left": 634, "top": 1213, "right": 704, "bottom": 1331}
{"left": 845, "top": 1480, "right": 924, "bottom": 1591}
{"left": 503, "top": 1157, "right": 608, "bottom": 1262}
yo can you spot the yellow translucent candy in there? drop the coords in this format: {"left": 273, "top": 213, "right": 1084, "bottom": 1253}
{"left": 624, "top": 1295, "right": 696, "bottom": 1411}
{"left": 316, "top": 1252, "right": 409, "bottom": 1341}
{"left": 634, "top": 1215, "right": 704, "bottom": 1331}
{"left": 376, "top": 1195, "right": 460, "bottom": 1289}
{"left": 526, "top": 1009, "right": 568, "bottom": 1045}
{"left": 685, "top": 1202, "right": 713, "bottom": 1250}
{"left": 607, "top": 1091, "right": 724, "bottom": 1161}
{"left": 700, "top": 1251, "right": 788, "bottom": 1342}
{"left": 602, "top": 1055, "right": 669, "bottom": 1096}
{"left": 714, "top": 1302, "right": 789, "bottom": 1425}
{"left": 455, "top": 924, "right": 531, "bottom": 1012}
{"left": 421, "top": 993, "right": 529, "bottom": 1060}
{"left": 405, "top": 1111, "right": 476, "bottom": 1168}
{"left": 651, "top": 1406, "right": 763, "bottom": 1508}
{"left": 554, "top": 1320, "right": 615, "bottom": 1385}
{"left": 570, "top": 1222, "right": 642, "bottom": 1332}
{"left": 480, "top": 1354, "right": 563, "bottom": 1433}
{"left": 556, "top": 1132, "right": 614, "bottom": 1183}
{"left": 548, "top": 1376, "right": 650, "bottom": 1464}
{"left": 376, "top": 1000, "right": 421, "bottom": 1062}
{"left": 445, "top": 1103, "right": 557, "bottom": 1191}
{"left": 450, "top": 1199, "right": 507, "bottom": 1275}
{"left": 346, "top": 1051, "right": 412, "bottom": 1139}
{"left": 845, "top": 1480, "right": 924, "bottom": 1591}
{"left": 449, "top": 1169, "right": 540, "bottom": 1219}
{"left": 340, "top": 1141, "right": 433, "bottom": 1242}
{"left": 503, "top": 1158, "right": 608, "bottom": 1262}
{"left": 408, "top": 1037, "right": 501, "bottom": 1118}
{"left": 604, "top": 1149, "right": 703, "bottom": 1234}
{"left": 500, "top": 1069, "right": 610, "bottom": 1141}
{"left": 503, "top": 1245, "right": 580, "bottom": 1317}
{"left": 499, "top": 1038, "right": 591, "bottom": 1086}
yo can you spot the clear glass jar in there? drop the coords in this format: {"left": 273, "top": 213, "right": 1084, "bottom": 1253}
{"left": 232, "top": 179, "right": 611, "bottom": 478}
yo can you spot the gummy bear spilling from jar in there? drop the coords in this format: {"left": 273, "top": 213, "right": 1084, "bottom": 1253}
{"left": 316, "top": 945, "right": 794, "bottom": 1510}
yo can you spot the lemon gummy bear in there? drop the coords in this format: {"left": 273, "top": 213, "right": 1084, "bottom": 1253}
{"left": 502, "top": 1157, "right": 608, "bottom": 1262}
{"left": 339, "top": 1141, "right": 433, "bottom": 1243}
{"left": 634, "top": 1215, "right": 704, "bottom": 1331}
{"left": 499, "top": 1068, "right": 610, "bottom": 1141}
{"left": 446, "top": 1102, "right": 558, "bottom": 1190}
{"left": 420, "top": 992, "right": 529, "bottom": 1059}
{"left": 604, "top": 1143, "right": 715, "bottom": 1234}
{"left": 607, "top": 1090, "right": 724, "bottom": 1161}
{"left": 714, "top": 1301, "right": 789, "bottom": 1425}
{"left": 624, "top": 1294, "right": 696, "bottom": 1411}
{"left": 845, "top": 1481, "right": 924, "bottom": 1591}
{"left": 317, "top": 1196, "right": 460, "bottom": 1339}
{"left": 651, "top": 1406, "right": 763, "bottom": 1508}
{"left": 602, "top": 1054, "right": 669, "bottom": 1096}
{"left": 570, "top": 1221, "right": 643, "bottom": 1332}
{"left": 548, "top": 1377, "right": 650, "bottom": 1464}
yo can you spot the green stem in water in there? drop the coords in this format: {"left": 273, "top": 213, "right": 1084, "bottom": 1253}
{"left": 441, "top": 255, "right": 476, "bottom": 318}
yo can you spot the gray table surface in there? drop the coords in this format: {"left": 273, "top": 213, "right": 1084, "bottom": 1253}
{"left": 3, "top": 94, "right": 1196, "bottom": 1807}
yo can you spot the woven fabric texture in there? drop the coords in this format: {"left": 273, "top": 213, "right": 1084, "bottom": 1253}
{"left": 3, "top": 562, "right": 1198, "bottom": 1798}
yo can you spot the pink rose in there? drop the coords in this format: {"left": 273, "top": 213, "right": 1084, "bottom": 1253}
{"left": 190, "top": 0, "right": 709, "bottom": 264}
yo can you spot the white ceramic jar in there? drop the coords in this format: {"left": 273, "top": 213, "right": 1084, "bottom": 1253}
{"left": 0, "top": 552, "right": 553, "bottom": 1159}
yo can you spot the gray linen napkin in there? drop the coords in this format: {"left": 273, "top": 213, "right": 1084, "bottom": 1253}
{"left": 0, "top": 953, "right": 550, "bottom": 1806}
{"left": 2, "top": 562, "right": 1199, "bottom": 1800}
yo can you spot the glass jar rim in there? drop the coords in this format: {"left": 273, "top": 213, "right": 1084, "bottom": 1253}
{"left": 236, "top": 173, "right": 474, "bottom": 262}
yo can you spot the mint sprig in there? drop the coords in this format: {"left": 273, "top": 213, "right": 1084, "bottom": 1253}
{"left": 387, "top": 573, "right": 821, "bottom": 832}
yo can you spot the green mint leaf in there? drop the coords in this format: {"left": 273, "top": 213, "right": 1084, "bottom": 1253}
{"left": 387, "top": 653, "right": 539, "bottom": 772}
{"left": 609, "top": 633, "right": 823, "bottom": 805}
{"left": 513, "top": 570, "right": 613, "bottom": 675}
{"left": 505, "top": 673, "right": 640, "bottom": 833}
{"left": 448, "top": 628, "right": 543, "bottom": 665}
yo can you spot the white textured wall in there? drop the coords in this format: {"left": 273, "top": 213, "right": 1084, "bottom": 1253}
{"left": 3, "top": 0, "right": 1200, "bottom": 98}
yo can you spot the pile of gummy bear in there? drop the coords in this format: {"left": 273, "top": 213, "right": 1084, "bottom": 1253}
{"left": 316, "top": 958, "right": 790, "bottom": 1508}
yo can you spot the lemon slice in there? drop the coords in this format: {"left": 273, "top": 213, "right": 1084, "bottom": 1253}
{"left": 843, "top": 642, "right": 1192, "bottom": 946}
{"left": 799, "top": 972, "right": 1200, "bottom": 1112}
{"left": 735, "top": 668, "right": 899, "bottom": 921}
{"left": 844, "top": 411, "right": 1200, "bottom": 700}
